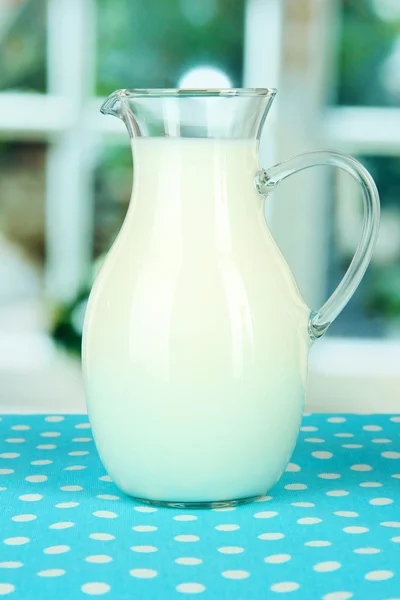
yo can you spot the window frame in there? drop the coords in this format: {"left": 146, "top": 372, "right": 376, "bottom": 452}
{"left": 0, "top": 0, "right": 398, "bottom": 412}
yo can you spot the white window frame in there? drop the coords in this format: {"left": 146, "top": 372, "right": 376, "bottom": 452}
{"left": 0, "top": 0, "right": 398, "bottom": 412}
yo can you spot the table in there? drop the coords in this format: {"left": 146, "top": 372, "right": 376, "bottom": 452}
{"left": 0, "top": 414, "right": 399, "bottom": 599}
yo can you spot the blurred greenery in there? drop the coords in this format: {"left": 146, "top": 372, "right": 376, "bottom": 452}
{"left": 93, "top": 144, "right": 132, "bottom": 258}
{"left": 0, "top": 0, "right": 46, "bottom": 92}
{"left": 338, "top": 0, "right": 400, "bottom": 106}
{"left": 96, "top": 0, "right": 244, "bottom": 93}
{"left": 366, "top": 264, "right": 400, "bottom": 322}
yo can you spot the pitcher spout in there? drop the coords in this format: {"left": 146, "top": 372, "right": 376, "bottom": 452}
{"left": 100, "top": 89, "right": 131, "bottom": 118}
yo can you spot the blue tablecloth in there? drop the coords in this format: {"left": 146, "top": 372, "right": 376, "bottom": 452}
{"left": 0, "top": 414, "right": 400, "bottom": 599}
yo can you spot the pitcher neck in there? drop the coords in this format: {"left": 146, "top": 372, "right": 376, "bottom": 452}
{"left": 101, "top": 88, "right": 276, "bottom": 141}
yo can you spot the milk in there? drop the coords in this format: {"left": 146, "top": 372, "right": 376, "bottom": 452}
{"left": 83, "top": 138, "right": 311, "bottom": 504}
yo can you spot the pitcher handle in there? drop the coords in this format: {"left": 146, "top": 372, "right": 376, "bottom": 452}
{"left": 255, "top": 150, "right": 380, "bottom": 340}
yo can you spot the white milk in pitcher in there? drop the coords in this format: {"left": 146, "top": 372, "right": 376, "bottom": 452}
{"left": 83, "top": 138, "right": 311, "bottom": 504}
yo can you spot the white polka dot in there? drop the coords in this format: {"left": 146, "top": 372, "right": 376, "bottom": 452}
{"left": 265, "top": 554, "right": 291, "bottom": 564}
{"left": 327, "top": 417, "right": 347, "bottom": 423}
{"left": 174, "top": 535, "right": 200, "bottom": 542}
{"left": 371, "top": 438, "right": 392, "bottom": 444}
{"left": 343, "top": 526, "right": 369, "bottom": 534}
{"left": 380, "top": 521, "right": 400, "bottom": 528}
{"left": 359, "top": 482, "right": 382, "bottom": 488}
{"left": 69, "top": 451, "right": 89, "bottom": 456}
{"left": 254, "top": 511, "right": 279, "bottom": 518}
{"left": 318, "top": 473, "right": 341, "bottom": 480}
{"left": 0, "top": 453, "right": 19, "bottom": 459}
{"left": 85, "top": 555, "right": 113, "bottom": 563}
{"left": 342, "top": 444, "right": 363, "bottom": 449}
{"left": 19, "top": 494, "right": 42, "bottom": 502}
{"left": 49, "top": 521, "right": 75, "bottom": 529}
{"left": 3, "top": 537, "right": 30, "bottom": 545}
{"left": 382, "top": 451, "right": 400, "bottom": 459}
{"left": 305, "top": 438, "right": 325, "bottom": 443}
{"left": 0, "top": 584, "right": 15, "bottom": 595}
{"left": 131, "top": 545, "right": 158, "bottom": 553}
{"left": 12, "top": 514, "right": 36, "bottom": 522}
{"left": 323, "top": 593, "right": 353, "bottom": 600}
{"left": 392, "top": 474, "right": 400, "bottom": 479}
{"left": 312, "top": 451, "right": 333, "bottom": 459}
{"left": 390, "top": 416, "right": 400, "bottom": 422}
{"left": 25, "top": 475, "right": 47, "bottom": 483}
{"left": 0, "top": 488, "right": 6, "bottom": 492}
{"left": 270, "top": 582, "right": 300, "bottom": 593}
{"left": 326, "top": 490, "right": 349, "bottom": 497}
{"left": 89, "top": 533, "right": 115, "bottom": 541}
{"left": 37, "top": 569, "right": 65, "bottom": 577}
{"left": 81, "top": 582, "right": 111, "bottom": 595}
{"left": 305, "top": 540, "right": 331, "bottom": 547}
{"left": 300, "top": 426, "right": 318, "bottom": 432}
{"left": 0, "top": 562, "right": 23, "bottom": 569}
{"left": 176, "top": 583, "right": 205, "bottom": 593}
{"left": 175, "top": 558, "right": 202, "bottom": 565}
{"left": 173, "top": 515, "right": 198, "bottom": 521}
{"left": 365, "top": 570, "right": 393, "bottom": 581}
{"left": 334, "top": 433, "right": 353, "bottom": 438}
{"left": 284, "top": 484, "right": 307, "bottom": 491}
{"left": 313, "top": 561, "right": 341, "bottom": 572}
{"left": 350, "top": 464, "right": 372, "bottom": 471}
{"left": 285, "top": 463, "right": 301, "bottom": 472}
{"left": 73, "top": 437, "right": 92, "bottom": 443}
{"left": 11, "top": 425, "right": 30, "bottom": 431}
{"left": 40, "top": 432, "right": 61, "bottom": 438}
{"left": 75, "top": 423, "right": 91, "bottom": 429}
{"left": 215, "top": 524, "right": 240, "bottom": 531}
{"left": 222, "top": 570, "right": 250, "bottom": 579}
{"left": 292, "top": 502, "right": 315, "bottom": 508}
{"left": 258, "top": 533, "right": 284, "bottom": 540}
{"left": 334, "top": 511, "right": 359, "bottom": 517}
{"left": 96, "top": 495, "right": 120, "bottom": 502}
{"left": 93, "top": 511, "right": 117, "bottom": 519}
{"left": 391, "top": 536, "right": 400, "bottom": 543}
{"left": 0, "top": 469, "right": 13, "bottom": 475}
{"left": 369, "top": 497, "right": 393, "bottom": 506}
{"left": 363, "top": 425, "right": 382, "bottom": 431}
{"left": 130, "top": 569, "right": 158, "bottom": 579}
{"left": 65, "top": 465, "right": 86, "bottom": 471}
{"left": 36, "top": 445, "right": 56, "bottom": 450}
{"left": 55, "top": 502, "right": 79, "bottom": 508}
{"left": 45, "top": 416, "right": 64, "bottom": 422}
{"left": 218, "top": 546, "right": 244, "bottom": 554}
{"left": 99, "top": 475, "right": 112, "bottom": 482}
{"left": 5, "top": 438, "right": 25, "bottom": 443}
{"left": 132, "top": 525, "right": 157, "bottom": 532}
{"left": 133, "top": 505, "right": 157, "bottom": 513}
{"left": 353, "top": 547, "right": 380, "bottom": 554}
{"left": 31, "top": 460, "right": 52, "bottom": 466}
{"left": 60, "top": 485, "right": 83, "bottom": 492}
{"left": 43, "top": 545, "right": 70, "bottom": 554}
{"left": 297, "top": 517, "right": 322, "bottom": 525}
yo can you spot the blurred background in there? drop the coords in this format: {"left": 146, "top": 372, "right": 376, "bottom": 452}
{"left": 0, "top": 0, "right": 399, "bottom": 413}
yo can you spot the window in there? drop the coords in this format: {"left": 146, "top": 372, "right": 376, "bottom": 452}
{"left": 271, "top": 0, "right": 400, "bottom": 411}
{"left": 1, "top": 0, "right": 397, "bottom": 411}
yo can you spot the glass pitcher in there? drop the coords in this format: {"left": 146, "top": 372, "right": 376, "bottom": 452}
{"left": 82, "top": 88, "right": 380, "bottom": 507}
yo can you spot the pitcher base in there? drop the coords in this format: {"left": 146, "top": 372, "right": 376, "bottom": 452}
{"left": 134, "top": 494, "right": 262, "bottom": 509}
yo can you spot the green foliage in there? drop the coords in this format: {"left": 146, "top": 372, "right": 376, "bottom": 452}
{"left": 365, "top": 264, "right": 400, "bottom": 321}
{"left": 96, "top": 0, "right": 245, "bottom": 94}
{"left": 338, "top": 0, "right": 400, "bottom": 106}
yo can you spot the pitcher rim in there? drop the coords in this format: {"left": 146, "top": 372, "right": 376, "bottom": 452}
{"left": 104, "top": 87, "right": 277, "bottom": 101}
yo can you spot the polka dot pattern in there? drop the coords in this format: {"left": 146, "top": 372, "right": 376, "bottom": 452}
{"left": 0, "top": 414, "right": 399, "bottom": 599}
